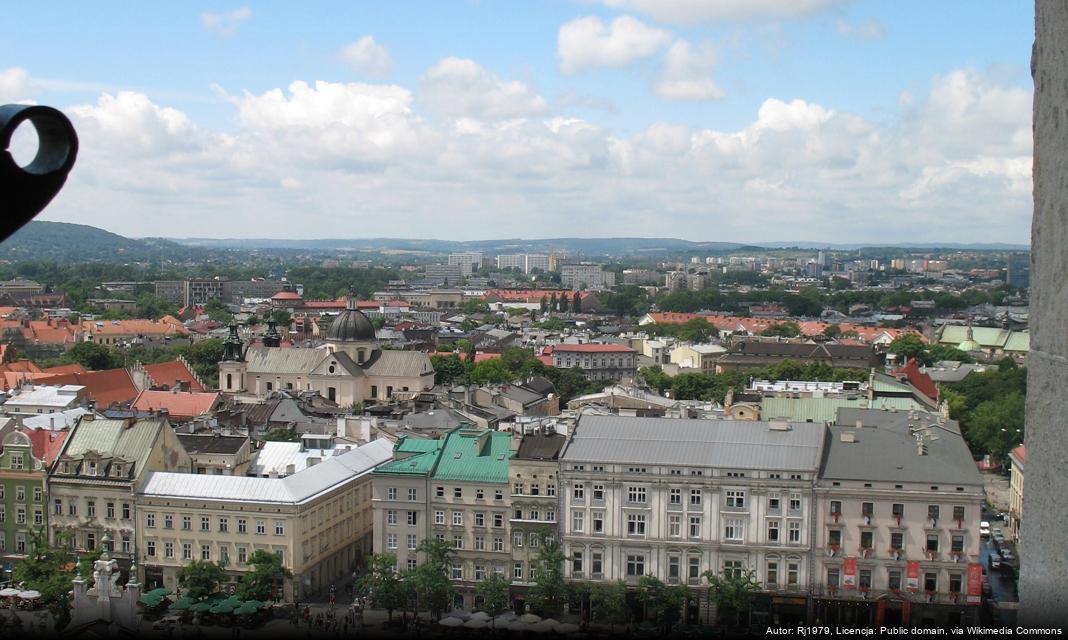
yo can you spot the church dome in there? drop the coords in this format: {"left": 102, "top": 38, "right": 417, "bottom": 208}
{"left": 957, "top": 339, "right": 980, "bottom": 353}
{"left": 326, "top": 300, "right": 377, "bottom": 342}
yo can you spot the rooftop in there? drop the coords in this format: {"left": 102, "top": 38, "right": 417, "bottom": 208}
{"left": 176, "top": 433, "right": 249, "bottom": 456}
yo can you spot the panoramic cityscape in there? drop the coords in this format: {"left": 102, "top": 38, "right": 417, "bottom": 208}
{"left": 0, "top": 1, "right": 1063, "bottom": 638}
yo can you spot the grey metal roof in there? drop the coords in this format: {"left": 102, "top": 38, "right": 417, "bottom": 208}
{"left": 138, "top": 438, "right": 393, "bottom": 504}
{"left": 562, "top": 415, "right": 825, "bottom": 472}
{"left": 59, "top": 417, "right": 170, "bottom": 476}
{"left": 364, "top": 350, "right": 434, "bottom": 378}
{"left": 820, "top": 408, "right": 982, "bottom": 486}
{"left": 244, "top": 347, "right": 327, "bottom": 375}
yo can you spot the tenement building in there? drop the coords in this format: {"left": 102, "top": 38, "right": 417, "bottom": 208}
{"left": 136, "top": 438, "right": 392, "bottom": 598}
{"left": 559, "top": 415, "right": 824, "bottom": 625}
{"left": 548, "top": 343, "right": 637, "bottom": 382}
{"left": 812, "top": 408, "right": 984, "bottom": 627}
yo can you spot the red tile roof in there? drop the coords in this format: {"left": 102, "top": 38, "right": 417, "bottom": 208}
{"left": 644, "top": 312, "right": 924, "bottom": 344}
{"left": 143, "top": 360, "right": 205, "bottom": 391}
{"left": 22, "top": 427, "right": 69, "bottom": 465}
{"left": 41, "top": 363, "right": 88, "bottom": 375}
{"left": 131, "top": 390, "right": 221, "bottom": 421}
{"left": 1011, "top": 445, "right": 1026, "bottom": 464}
{"left": 892, "top": 358, "right": 939, "bottom": 402}
{"left": 34, "top": 368, "right": 139, "bottom": 408}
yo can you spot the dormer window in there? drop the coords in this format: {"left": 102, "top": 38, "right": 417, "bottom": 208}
{"left": 87, "top": 461, "right": 98, "bottom": 476}
{"left": 61, "top": 462, "right": 70, "bottom": 474}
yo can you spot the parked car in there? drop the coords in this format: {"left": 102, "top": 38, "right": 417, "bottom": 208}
{"left": 989, "top": 552, "right": 1002, "bottom": 570}
{"left": 1000, "top": 549, "right": 1015, "bottom": 563}
{"left": 980, "top": 521, "right": 991, "bottom": 537}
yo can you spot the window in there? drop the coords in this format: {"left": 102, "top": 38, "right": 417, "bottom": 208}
{"left": 452, "top": 535, "right": 464, "bottom": 549}
{"left": 590, "top": 484, "right": 603, "bottom": 500}
{"left": 474, "top": 512, "right": 485, "bottom": 527}
{"left": 68, "top": 501, "right": 77, "bottom": 516}
{"left": 219, "top": 518, "right": 229, "bottom": 533}
{"left": 165, "top": 542, "right": 174, "bottom": 559}
{"left": 951, "top": 535, "right": 965, "bottom": 553}
{"left": 452, "top": 511, "right": 463, "bottom": 526}
{"left": 274, "top": 521, "right": 285, "bottom": 535}
{"left": 926, "top": 533, "right": 939, "bottom": 552}
{"left": 493, "top": 537, "right": 504, "bottom": 552}
{"left": 924, "top": 572, "right": 938, "bottom": 592}
{"left": 9, "top": 453, "right": 23, "bottom": 470}
{"left": 690, "top": 489, "right": 702, "bottom": 506}
{"left": 769, "top": 496, "right": 781, "bottom": 512}
{"left": 767, "top": 561, "right": 779, "bottom": 586}
{"left": 592, "top": 552, "right": 603, "bottom": 576}
{"left": 407, "top": 511, "right": 417, "bottom": 526}
{"left": 547, "top": 484, "right": 556, "bottom": 497}
{"left": 238, "top": 519, "right": 247, "bottom": 533}
{"left": 725, "top": 491, "right": 745, "bottom": 508}
{"left": 163, "top": 514, "right": 173, "bottom": 529}
{"left": 32, "top": 486, "right": 41, "bottom": 502}
{"left": 627, "top": 513, "right": 646, "bottom": 536}
{"left": 87, "top": 501, "right": 95, "bottom": 517}
{"left": 256, "top": 520, "right": 266, "bottom": 535}
{"left": 827, "top": 568, "right": 840, "bottom": 587}
{"left": 435, "top": 511, "right": 445, "bottom": 525}
{"left": 892, "top": 503, "right": 904, "bottom": 519}
{"left": 668, "top": 555, "right": 680, "bottom": 579}
{"left": 829, "top": 529, "right": 842, "bottom": 546}
{"left": 689, "top": 516, "right": 701, "bottom": 538}
{"left": 182, "top": 543, "right": 192, "bottom": 560}
{"left": 513, "top": 482, "right": 524, "bottom": 495}
{"left": 723, "top": 560, "right": 744, "bottom": 579}
{"left": 888, "top": 569, "right": 902, "bottom": 590}
{"left": 688, "top": 556, "right": 701, "bottom": 580}
{"left": 387, "top": 487, "right": 397, "bottom": 500}
{"left": 436, "top": 486, "right": 445, "bottom": 498}
{"left": 592, "top": 512, "right": 604, "bottom": 534}
{"left": 862, "top": 502, "right": 874, "bottom": 517}
{"left": 860, "top": 530, "right": 874, "bottom": 549}
{"left": 451, "top": 564, "right": 463, "bottom": 580}
{"left": 406, "top": 533, "right": 418, "bottom": 550}
{"left": 830, "top": 500, "right": 842, "bottom": 514}
{"left": 546, "top": 510, "right": 555, "bottom": 522}
{"left": 494, "top": 489, "right": 503, "bottom": 501}
{"left": 789, "top": 494, "right": 802, "bottom": 512}
{"left": 573, "top": 483, "right": 585, "bottom": 500}
{"left": 493, "top": 513, "right": 503, "bottom": 528}
{"left": 220, "top": 546, "right": 229, "bottom": 565}
{"left": 513, "top": 531, "right": 523, "bottom": 548}
{"left": 529, "top": 532, "right": 539, "bottom": 548}
{"left": 145, "top": 513, "right": 155, "bottom": 528}
{"left": 891, "top": 532, "right": 904, "bottom": 549}
{"left": 788, "top": 522, "right": 801, "bottom": 544}
{"left": 953, "top": 506, "right": 965, "bottom": 522}
{"left": 407, "top": 488, "right": 418, "bottom": 501}
{"left": 182, "top": 515, "right": 192, "bottom": 530}
{"left": 86, "top": 533, "right": 96, "bottom": 550}
{"left": 572, "top": 551, "right": 584, "bottom": 575}
{"left": 15, "top": 508, "right": 24, "bottom": 524}
{"left": 928, "top": 505, "right": 940, "bottom": 521}
{"left": 201, "top": 516, "right": 210, "bottom": 531}
{"left": 949, "top": 573, "right": 963, "bottom": 593}
{"left": 474, "top": 536, "right": 485, "bottom": 551}
{"left": 387, "top": 510, "right": 397, "bottom": 525}
{"left": 387, "top": 534, "right": 398, "bottom": 550}
{"left": 529, "top": 510, "right": 540, "bottom": 521}
{"left": 669, "top": 488, "right": 682, "bottom": 505}
{"left": 33, "top": 509, "right": 42, "bottom": 525}
{"left": 627, "top": 486, "right": 646, "bottom": 503}
{"left": 53, "top": 499, "right": 61, "bottom": 515}
{"left": 859, "top": 569, "right": 871, "bottom": 589}
{"left": 724, "top": 519, "right": 744, "bottom": 541}
{"left": 768, "top": 521, "right": 780, "bottom": 543}
{"left": 669, "top": 514, "right": 681, "bottom": 537}
{"left": 572, "top": 511, "right": 584, "bottom": 533}
{"left": 475, "top": 564, "right": 486, "bottom": 581}
{"left": 626, "top": 554, "right": 645, "bottom": 577}
{"left": 453, "top": 487, "right": 462, "bottom": 498}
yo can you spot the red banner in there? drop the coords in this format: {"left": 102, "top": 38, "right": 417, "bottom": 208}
{"left": 966, "top": 563, "right": 983, "bottom": 604}
{"left": 906, "top": 560, "right": 920, "bottom": 592}
{"left": 842, "top": 557, "right": 857, "bottom": 589}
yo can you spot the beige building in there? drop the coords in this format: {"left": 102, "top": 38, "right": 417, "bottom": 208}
{"left": 219, "top": 301, "right": 435, "bottom": 404}
{"left": 136, "top": 438, "right": 393, "bottom": 599}
{"left": 670, "top": 343, "right": 726, "bottom": 372}
{"left": 176, "top": 434, "right": 253, "bottom": 476}
{"left": 48, "top": 416, "right": 193, "bottom": 577}
{"left": 1008, "top": 445, "right": 1025, "bottom": 542}
{"left": 81, "top": 317, "right": 189, "bottom": 346}
{"left": 813, "top": 408, "right": 984, "bottom": 627}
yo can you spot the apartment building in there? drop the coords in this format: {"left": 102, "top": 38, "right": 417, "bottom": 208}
{"left": 813, "top": 408, "right": 985, "bottom": 627}
{"left": 136, "top": 438, "right": 392, "bottom": 599}
{"left": 0, "top": 428, "right": 68, "bottom": 563}
{"left": 1008, "top": 445, "right": 1024, "bottom": 542}
{"left": 48, "top": 416, "right": 192, "bottom": 578}
{"left": 550, "top": 343, "right": 637, "bottom": 382}
{"left": 509, "top": 432, "right": 566, "bottom": 606}
{"left": 447, "top": 253, "right": 482, "bottom": 277}
{"left": 560, "top": 264, "right": 615, "bottom": 291}
{"left": 559, "top": 415, "right": 824, "bottom": 625}
{"left": 372, "top": 426, "right": 514, "bottom": 610}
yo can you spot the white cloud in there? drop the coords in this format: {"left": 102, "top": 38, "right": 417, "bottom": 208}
{"left": 0, "top": 67, "right": 31, "bottom": 102}
{"left": 835, "top": 19, "right": 886, "bottom": 40}
{"left": 597, "top": 0, "right": 846, "bottom": 24}
{"left": 34, "top": 66, "right": 1032, "bottom": 244}
{"left": 558, "top": 15, "right": 672, "bottom": 74}
{"left": 419, "top": 58, "right": 549, "bottom": 120}
{"left": 654, "top": 40, "right": 724, "bottom": 101}
{"left": 341, "top": 36, "right": 393, "bottom": 78}
{"left": 200, "top": 7, "right": 252, "bottom": 36}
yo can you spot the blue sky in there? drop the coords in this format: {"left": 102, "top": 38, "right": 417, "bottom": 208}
{"left": 1, "top": 1, "right": 1035, "bottom": 243}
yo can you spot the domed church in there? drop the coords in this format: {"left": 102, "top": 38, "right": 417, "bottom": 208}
{"left": 218, "top": 298, "right": 435, "bottom": 405}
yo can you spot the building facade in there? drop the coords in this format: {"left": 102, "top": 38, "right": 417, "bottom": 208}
{"left": 550, "top": 344, "right": 637, "bottom": 381}
{"left": 1008, "top": 445, "right": 1024, "bottom": 542}
{"left": 560, "top": 264, "right": 615, "bottom": 291}
{"left": 0, "top": 428, "right": 68, "bottom": 568}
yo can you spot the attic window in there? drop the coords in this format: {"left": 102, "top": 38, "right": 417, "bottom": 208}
{"left": 454, "top": 452, "right": 462, "bottom": 459}
{"left": 496, "top": 454, "right": 505, "bottom": 461}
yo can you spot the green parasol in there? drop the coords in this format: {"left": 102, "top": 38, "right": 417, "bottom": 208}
{"left": 210, "top": 601, "right": 235, "bottom": 614}
{"left": 168, "top": 596, "right": 195, "bottom": 611}
{"left": 190, "top": 602, "right": 213, "bottom": 613}
{"left": 233, "top": 603, "right": 259, "bottom": 616}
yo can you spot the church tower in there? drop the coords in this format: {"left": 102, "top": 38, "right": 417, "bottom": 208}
{"left": 219, "top": 323, "right": 247, "bottom": 392}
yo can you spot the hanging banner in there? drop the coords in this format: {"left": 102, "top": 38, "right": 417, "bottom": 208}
{"left": 906, "top": 561, "right": 920, "bottom": 592}
{"left": 966, "top": 563, "right": 983, "bottom": 604}
{"left": 842, "top": 557, "right": 857, "bottom": 589}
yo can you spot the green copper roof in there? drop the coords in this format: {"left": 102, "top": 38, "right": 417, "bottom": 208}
{"left": 373, "top": 436, "right": 443, "bottom": 476}
{"left": 431, "top": 427, "right": 513, "bottom": 484}
{"left": 871, "top": 374, "right": 914, "bottom": 395}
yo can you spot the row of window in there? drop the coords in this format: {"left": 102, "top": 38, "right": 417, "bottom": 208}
{"left": 829, "top": 501, "right": 967, "bottom": 522}
{"left": 0, "top": 485, "right": 43, "bottom": 502}
{"left": 572, "top": 486, "right": 798, "bottom": 511}
{"left": 827, "top": 529, "right": 966, "bottom": 553}
{"left": 54, "top": 499, "right": 131, "bottom": 519}
{"left": 568, "top": 467, "right": 803, "bottom": 481}
{"left": 144, "top": 513, "right": 284, "bottom": 536}
{"left": 0, "top": 506, "right": 44, "bottom": 525}
{"left": 386, "top": 533, "right": 510, "bottom": 553}
{"left": 145, "top": 540, "right": 283, "bottom": 564}
{"left": 511, "top": 483, "right": 557, "bottom": 496}
{"left": 827, "top": 566, "right": 965, "bottom": 593}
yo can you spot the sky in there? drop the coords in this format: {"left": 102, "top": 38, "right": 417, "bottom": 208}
{"left": 1, "top": 1, "right": 1035, "bottom": 244}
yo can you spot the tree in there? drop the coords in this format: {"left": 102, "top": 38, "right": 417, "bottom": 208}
{"left": 704, "top": 569, "right": 761, "bottom": 628}
{"left": 238, "top": 549, "right": 292, "bottom": 601}
{"left": 68, "top": 341, "right": 121, "bottom": 370}
{"left": 528, "top": 527, "right": 567, "bottom": 617}
{"left": 175, "top": 338, "right": 224, "bottom": 387}
{"left": 475, "top": 573, "right": 511, "bottom": 627}
{"left": 468, "top": 358, "right": 510, "bottom": 384}
{"left": 559, "top": 293, "right": 570, "bottom": 313}
{"left": 431, "top": 353, "right": 468, "bottom": 386}
{"left": 549, "top": 292, "right": 557, "bottom": 313}
{"left": 638, "top": 366, "right": 672, "bottom": 395}
{"left": 177, "top": 560, "right": 226, "bottom": 600}
{"left": 636, "top": 575, "right": 687, "bottom": 633}
{"left": 357, "top": 554, "right": 408, "bottom": 623}
{"left": 926, "top": 343, "right": 976, "bottom": 364}
{"left": 540, "top": 296, "right": 548, "bottom": 313}
{"left": 670, "top": 372, "right": 714, "bottom": 400}
{"left": 12, "top": 528, "right": 81, "bottom": 629}
{"left": 204, "top": 299, "right": 232, "bottom": 324}
{"left": 761, "top": 321, "right": 802, "bottom": 338}
{"left": 464, "top": 299, "right": 491, "bottom": 315}
{"left": 888, "top": 334, "right": 928, "bottom": 364}
{"left": 571, "top": 292, "right": 582, "bottom": 314}
{"left": 263, "top": 427, "right": 299, "bottom": 442}
{"left": 821, "top": 324, "right": 842, "bottom": 340}
{"left": 676, "top": 318, "right": 714, "bottom": 343}
{"left": 408, "top": 539, "right": 454, "bottom": 620}
{"left": 590, "top": 580, "right": 629, "bottom": 631}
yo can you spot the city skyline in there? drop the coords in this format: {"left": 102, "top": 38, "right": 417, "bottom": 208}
{"left": 2, "top": 1, "right": 1034, "bottom": 243}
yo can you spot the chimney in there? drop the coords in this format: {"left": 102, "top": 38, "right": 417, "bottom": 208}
{"left": 307, "top": 457, "right": 321, "bottom": 467}
{"left": 285, "top": 463, "right": 295, "bottom": 475}
{"left": 855, "top": 419, "right": 863, "bottom": 429}
{"left": 840, "top": 432, "right": 856, "bottom": 443}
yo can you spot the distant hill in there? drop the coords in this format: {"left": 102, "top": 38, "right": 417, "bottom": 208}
{"left": 0, "top": 221, "right": 184, "bottom": 262}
